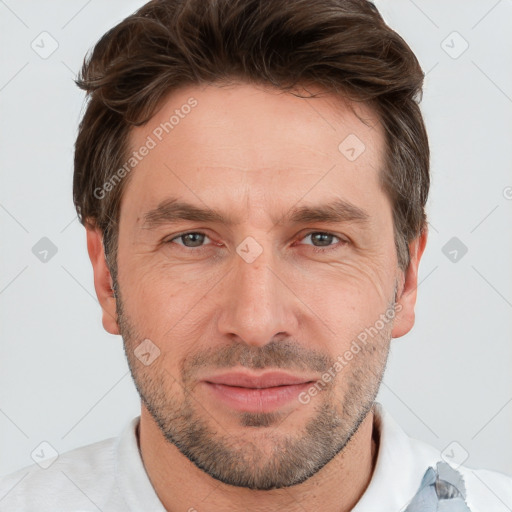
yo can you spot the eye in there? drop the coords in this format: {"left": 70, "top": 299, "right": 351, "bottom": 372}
{"left": 298, "top": 231, "right": 346, "bottom": 251}
{"left": 168, "top": 232, "right": 211, "bottom": 248}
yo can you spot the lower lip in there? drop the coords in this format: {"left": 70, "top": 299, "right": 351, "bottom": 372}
{"left": 203, "top": 382, "right": 312, "bottom": 413}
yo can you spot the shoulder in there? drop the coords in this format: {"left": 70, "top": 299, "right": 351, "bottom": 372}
{"left": 408, "top": 436, "right": 512, "bottom": 511}
{"left": 372, "top": 403, "right": 512, "bottom": 511}
{"left": 457, "top": 465, "right": 512, "bottom": 511}
{"left": 0, "top": 436, "right": 118, "bottom": 512}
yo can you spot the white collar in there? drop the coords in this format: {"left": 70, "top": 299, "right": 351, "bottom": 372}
{"left": 115, "top": 416, "right": 167, "bottom": 512}
{"left": 352, "top": 402, "right": 441, "bottom": 511}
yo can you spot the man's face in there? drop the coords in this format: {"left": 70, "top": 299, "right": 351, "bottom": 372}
{"left": 112, "top": 82, "right": 404, "bottom": 489}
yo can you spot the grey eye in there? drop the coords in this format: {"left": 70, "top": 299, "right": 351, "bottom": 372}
{"left": 172, "top": 232, "right": 210, "bottom": 248}
{"left": 303, "top": 232, "right": 339, "bottom": 247}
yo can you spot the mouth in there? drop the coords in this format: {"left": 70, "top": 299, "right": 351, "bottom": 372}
{"left": 201, "top": 371, "right": 316, "bottom": 413}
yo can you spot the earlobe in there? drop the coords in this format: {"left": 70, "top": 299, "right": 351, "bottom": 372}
{"left": 85, "top": 224, "right": 120, "bottom": 335}
{"left": 391, "top": 226, "right": 428, "bottom": 339}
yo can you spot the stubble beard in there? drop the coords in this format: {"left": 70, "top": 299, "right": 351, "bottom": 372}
{"left": 115, "top": 284, "right": 393, "bottom": 490}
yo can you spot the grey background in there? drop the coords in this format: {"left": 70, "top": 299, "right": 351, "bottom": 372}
{"left": 1, "top": 0, "right": 511, "bottom": 481}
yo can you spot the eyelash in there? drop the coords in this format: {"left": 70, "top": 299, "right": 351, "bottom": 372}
{"left": 166, "top": 231, "right": 347, "bottom": 254}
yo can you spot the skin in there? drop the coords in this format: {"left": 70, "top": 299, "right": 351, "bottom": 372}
{"left": 86, "top": 82, "right": 427, "bottom": 511}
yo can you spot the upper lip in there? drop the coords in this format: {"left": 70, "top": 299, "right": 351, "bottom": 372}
{"left": 203, "top": 371, "right": 316, "bottom": 389}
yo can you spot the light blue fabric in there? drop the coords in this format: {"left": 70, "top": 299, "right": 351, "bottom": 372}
{"left": 404, "top": 461, "right": 472, "bottom": 512}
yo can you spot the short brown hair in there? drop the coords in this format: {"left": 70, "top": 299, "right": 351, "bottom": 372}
{"left": 73, "top": 0, "right": 429, "bottom": 281}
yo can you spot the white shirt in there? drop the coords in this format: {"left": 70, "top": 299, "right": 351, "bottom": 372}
{"left": 1, "top": 402, "right": 510, "bottom": 511}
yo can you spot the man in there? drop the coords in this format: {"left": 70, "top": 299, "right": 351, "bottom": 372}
{"left": 1, "top": 0, "right": 510, "bottom": 510}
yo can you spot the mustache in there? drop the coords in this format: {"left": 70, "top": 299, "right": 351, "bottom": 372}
{"left": 183, "top": 338, "right": 333, "bottom": 376}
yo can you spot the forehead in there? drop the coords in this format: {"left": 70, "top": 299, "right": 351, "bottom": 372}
{"left": 123, "top": 82, "right": 388, "bottom": 223}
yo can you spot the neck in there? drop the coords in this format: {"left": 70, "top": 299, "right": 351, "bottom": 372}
{"left": 138, "top": 405, "right": 379, "bottom": 512}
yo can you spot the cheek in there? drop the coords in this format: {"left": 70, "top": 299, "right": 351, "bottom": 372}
{"left": 292, "top": 250, "right": 395, "bottom": 308}
{"left": 287, "top": 253, "right": 396, "bottom": 347}
{"left": 119, "top": 259, "right": 216, "bottom": 352}
{"left": 335, "top": 256, "right": 394, "bottom": 303}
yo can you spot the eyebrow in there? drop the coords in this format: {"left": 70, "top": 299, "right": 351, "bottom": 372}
{"left": 140, "top": 197, "right": 370, "bottom": 230}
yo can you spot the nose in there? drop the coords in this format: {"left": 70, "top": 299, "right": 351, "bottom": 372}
{"left": 216, "top": 246, "right": 299, "bottom": 347}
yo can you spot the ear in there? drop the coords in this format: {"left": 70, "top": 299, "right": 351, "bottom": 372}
{"left": 391, "top": 226, "right": 428, "bottom": 339}
{"left": 85, "top": 223, "right": 120, "bottom": 335}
